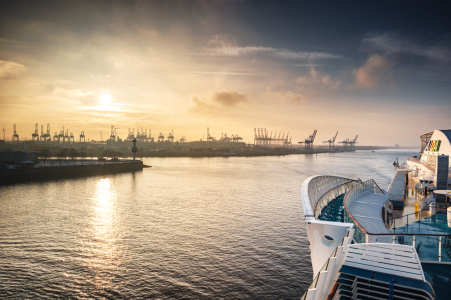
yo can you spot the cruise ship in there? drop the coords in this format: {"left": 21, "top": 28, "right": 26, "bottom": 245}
{"left": 300, "top": 129, "right": 451, "bottom": 300}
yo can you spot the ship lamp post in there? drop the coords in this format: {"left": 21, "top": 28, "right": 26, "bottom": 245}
{"left": 132, "top": 138, "right": 138, "bottom": 161}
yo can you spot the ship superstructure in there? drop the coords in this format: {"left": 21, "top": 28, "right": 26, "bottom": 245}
{"left": 300, "top": 129, "right": 451, "bottom": 300}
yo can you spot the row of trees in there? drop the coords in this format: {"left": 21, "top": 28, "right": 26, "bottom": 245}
{"left": 38, "top": 148, "right": 124, "bottom": 165}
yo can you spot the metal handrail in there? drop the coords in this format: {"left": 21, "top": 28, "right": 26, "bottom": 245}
{"left": 343, "top": 179, "right": 384, "bottom": 234}
{"left": 367, "top": 232, "right": 451, "bottom": 237}
{"left": 313, "top": 179, "right": 360, "bottom": 217}
{"left": 341, "top": 179, "right": 451, "bottom": 238}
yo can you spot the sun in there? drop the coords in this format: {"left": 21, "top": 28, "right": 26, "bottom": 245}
{"left": 99, "top": 94, "right": 112, "bottom": 105}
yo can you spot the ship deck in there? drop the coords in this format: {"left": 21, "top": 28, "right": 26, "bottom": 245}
{"left": 347, "top": 191, "right": 390, "bottom": 234}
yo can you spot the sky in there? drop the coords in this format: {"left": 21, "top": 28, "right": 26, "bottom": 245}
{"left": 0, "top": 0, "right": 450, "bottom": 146}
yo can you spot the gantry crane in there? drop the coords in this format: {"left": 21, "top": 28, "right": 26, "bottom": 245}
{"left": 12, "top": 124, "right": 19, "bottom": 142}
{"left": 167, "top": 130, "right": 174, "bottom": 143}
{"left": 158, "top": 132, "right": 164, "bottom": 142}
{"left": 32, "top": 123, "right": 39, "bottom": 141}
{"left": 323, "top": 131, "right": 338, "bottom": 151}
{"left": 207, "top": 127, "right": 216, "bottom": 142}
{"left": 110, "top": 126, "right": 117, "bottom": 141}
{"left": 298, "top": 130, "right": 317, "bottom": 151}
{"left": 349, "top": 135, "right": 358, "bottom": 151}
{"left": 40, "top": 124, "right": 51, "bottom": 141}
{"left": 127, "top": 128, "right": 135, "bottom": 140}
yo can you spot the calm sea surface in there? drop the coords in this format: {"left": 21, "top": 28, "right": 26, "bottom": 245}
{"left": 0, "top": 149, "right": 416, "bottom": 299}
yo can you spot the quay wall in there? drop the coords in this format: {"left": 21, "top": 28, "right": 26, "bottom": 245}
{"left": 0, "top": 161, "right": 143, "bottom": 184}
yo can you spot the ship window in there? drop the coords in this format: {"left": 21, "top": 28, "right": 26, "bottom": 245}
{"left": 323, "top": 235, "right": 334, "bottom": 241}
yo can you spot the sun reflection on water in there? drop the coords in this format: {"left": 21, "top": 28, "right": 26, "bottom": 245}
{"left": 88, "top": 178, "right": 122, "bottom": 291}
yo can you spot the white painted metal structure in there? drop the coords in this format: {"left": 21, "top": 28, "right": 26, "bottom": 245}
{"left": 302, "top": 229, "right": 355, "bottom": 300}
{"left": 301, "top": 176, "right": 355, "bottom": 275}
{"left": 342, "top": 243, "right": 425, "bottom": 282}
{"left": 407, "top": 129, "right": 451, "bottom": 183}
{"left": 301, "top": 175, "right": 438, "bottom": 299}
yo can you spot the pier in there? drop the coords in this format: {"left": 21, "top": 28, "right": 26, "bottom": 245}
{"left": 0, "top": 160, "right": 144, "bottom": 184}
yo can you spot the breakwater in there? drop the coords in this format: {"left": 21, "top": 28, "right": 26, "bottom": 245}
{"left": 0, "top": 161, "right": 144, "bottom": 184}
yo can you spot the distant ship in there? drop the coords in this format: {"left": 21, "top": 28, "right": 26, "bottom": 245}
{"left": 300, "top": 129, "right": 451, "bottom": 299}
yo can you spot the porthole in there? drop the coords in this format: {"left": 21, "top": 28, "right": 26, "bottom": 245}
{"left": 323, "top": 235, "right": 334, "bottom": 242}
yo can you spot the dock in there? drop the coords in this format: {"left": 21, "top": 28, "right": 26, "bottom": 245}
{"left": 0, "top": 160, "right": 144, "bottom": 184}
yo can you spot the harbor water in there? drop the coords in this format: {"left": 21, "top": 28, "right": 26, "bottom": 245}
{"left": 0, "top": 149, "right": 415, "bottom": 299}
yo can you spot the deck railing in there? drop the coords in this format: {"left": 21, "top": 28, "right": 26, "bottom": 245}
{"left": 342, "top": 181, "right": 450, "bottom": 262}
{"left": 366, "top": 233, "right": 451, "bottom": 263}
{"left": 313, "top": 180, "right": 360, "bottom": 218}
{"left": 303, "top": 175, "right": 355, "bottom": 219}
{"left": 407, "top": 155, "right": 436, "bottom": 171}
{"left": 342, "top": 179, "right": 386, "bottom": 243}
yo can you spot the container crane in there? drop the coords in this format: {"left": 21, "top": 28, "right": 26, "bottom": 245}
{"left": 12, "top": 124, "right": 19, "bottom": 142}
{"left": 323, "top": 131, "right": 338, "bottom": 151}
{"left": 167, "top": 130, "right": 174, "bottom": 143}
{"left": 32, "top": 123, "right": 39, "bottom": 141}
{"left": 158, "top": 132, "right": 164, "bottom": 142}
{"left": 349, "top": 135, "right": 358, "bottom": 151}
{"left": 298, "top": 130, "right": 317, "bottom": 151}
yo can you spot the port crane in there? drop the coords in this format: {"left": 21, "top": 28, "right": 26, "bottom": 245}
{"left": 158, "top": 132, "right": 164, "bottom": 142}
{"left": 323, "top": 131, "right": 338, "bottom": 151}
{"left": 127, "top": 128, "right": 135, "bottom": 140}
{"left": 110, "top": 126, "right": 117, "bottom": 141}
{"left": 12, "top": 124, "right": 19, "bottom": 142}
{"left": 167, "top": 130, "right": 174, "bottom": 143}
{"left": 207, "top": 127, "right": 216, "bottom": 142}
{"left": 41, "top": 124, "right": 51, "bottom": 141}
{"left": 298, "top": 130, "right": 317, "bottom": 151}
{"left": 349, "top": 135, "right": 358, "bottom": 151}
{"left": 32, "top": 123, "right": 39, "bottom": 141}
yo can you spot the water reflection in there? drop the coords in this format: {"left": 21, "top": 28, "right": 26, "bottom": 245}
{"left": 89, "top": 178, "right": 122, "bottom": 290}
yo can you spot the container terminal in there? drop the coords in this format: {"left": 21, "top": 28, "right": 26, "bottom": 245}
{"left": 0, "top": 124, "right": 389, "bottom": 161}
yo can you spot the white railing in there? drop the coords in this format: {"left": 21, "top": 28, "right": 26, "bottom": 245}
{"left": 343, "top": 179, "right": 384, "bottom": 209}
{"left": 301, "top": 175, "right": 355, "bottom": 219}
{"left": 314, "top": 180, "right": 361, "bottom": 219}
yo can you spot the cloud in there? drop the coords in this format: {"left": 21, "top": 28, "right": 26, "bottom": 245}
{"left": 201, "top": 46, "right": 340, "bottom": 60}
{"left": 363, "top": 33, "right": 451, "bottom": 63}
{"left": 53, "top": 87, "right": 92, "bottom": 98}
{"left": 265, "top": 87, "right": 305, "bottom": 103}
{"left": 190, "top": 90, "right": 249, "bottom": 113}
{"left": 207, "top": 34, "right": 237, "bottom": 48}
{"left": 189, "top": 96, "right": 215, "bottom": 114}
{"left": 0, "top": 60, "right": 26, "bottom": 79}
{"left": 0, "top": 38, "right": 29, "bottom": 49}
{"left": 167, "top": 71, "right": 268, "bottom": 78}
{"left": 353, "top": 54, "right": 394, "bottom": 88}
{"left": 211, "top": 90, "right": 248, "bottom": 106}
{"left": 296, "top": 68, "right": 341, "bottom": 90}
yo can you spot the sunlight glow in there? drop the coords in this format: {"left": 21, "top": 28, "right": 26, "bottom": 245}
{"left": 99, "top": 94, "right": 112, "bottom": 106}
